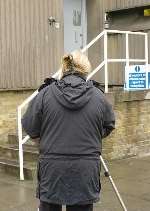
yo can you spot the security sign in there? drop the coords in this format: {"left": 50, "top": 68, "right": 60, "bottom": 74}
{"left": 129, "top": 66, "right": 146, "bottom": 89}
{"left": 125, "top": 65, "right": 148, "bottom": 90}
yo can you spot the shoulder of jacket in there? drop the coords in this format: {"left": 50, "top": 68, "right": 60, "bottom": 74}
{"left": 38, "top": 77, "right": 57, "bottom": 92}
{"left": 92, "top": 86, "right": 108, "bottom": 107}
{"left": 92, "top": 80, "right": 104, "bottom": 93}
{"left": 93, "top": 86, "right": 105, "bottom": 96}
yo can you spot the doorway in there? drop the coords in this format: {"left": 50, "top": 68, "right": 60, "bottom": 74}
{"left": 64, "top": 0, "right": 87, "bottom": 53}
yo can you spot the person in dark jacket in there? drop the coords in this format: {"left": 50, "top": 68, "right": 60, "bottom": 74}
{"left": 22, "top": 50, "right": 115, "bottom": 211}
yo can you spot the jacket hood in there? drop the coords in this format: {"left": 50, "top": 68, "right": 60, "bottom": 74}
{"left": 51, "top": 74, "right": 94, "bottom": 110}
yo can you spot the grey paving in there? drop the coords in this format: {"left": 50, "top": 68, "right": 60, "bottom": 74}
{"left": 0, "top": 156, "right": 150, "bottom": 211}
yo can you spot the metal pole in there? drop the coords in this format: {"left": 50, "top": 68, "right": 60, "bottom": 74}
{"left": 18, "top": 107, "right": 24, "bottom": 180}
{"left": 125, "top": 33, "right": 129, "bottom": 90}
{"left": 145, "top": 33, "right": 148, "bottom": 66}
{"left": 100, "top": 155, "right": 128, "bottom": 211}
{"left": 144, "top": 33, "right": 149, "bottom": 89}
{"left": 104, "top": 30, "right": 108, "bottom": 93}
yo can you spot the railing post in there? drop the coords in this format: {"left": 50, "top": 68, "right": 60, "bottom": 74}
{"left": 18, "top": 107, "right": 24, "bottom": 180}
{"left": 104, "top": 30, "right": 108, "bottom": 93}
{"left": 145, "top": 33, "right": 149, "bottom": 89}
{"left": 125, "top": 33, "right": 129, "bottom": 90}
{"left": 145, "top": 33, "right": 149, "bottom": 66}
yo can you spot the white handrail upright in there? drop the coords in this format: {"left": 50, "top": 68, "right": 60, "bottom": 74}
{"left": 18, "top": 29, "right": 148, "bottom": 181}
{"left": 145, "top": 33, "right": 149, "bottom": 65}
{"left": 104, "top": 30, "right": 108, "bottom": 93}
{"left": 18, "top": 90, "right": 39, "bottom": 180}
{"left": 145, "top": 33, "right": 149, "bottom": 88}
{"left": 18, "top": 106, "right": 24, "bottom": 180}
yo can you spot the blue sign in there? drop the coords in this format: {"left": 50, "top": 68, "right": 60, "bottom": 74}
{"left": 129, "top": 72, "right": 146, "bottom": 89}
{"left": 125, "top": 65, "right": 148, "bottom": 91}
{"left": 148, "top": 72, "right": 150, "bottom": 89}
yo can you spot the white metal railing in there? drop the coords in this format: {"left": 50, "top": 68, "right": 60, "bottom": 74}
{"left": 18, "top": 29, "right": 148, "bottom": 180}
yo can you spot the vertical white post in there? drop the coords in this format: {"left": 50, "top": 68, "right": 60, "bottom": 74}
{"left": 125, "top": 33, "right": 129, "bottom": 90}
{"left": 145, "top": 33, "right": 149, "bottom": 66}
{"left": 18, "top": 107, "right": 24, "bottom": 181}
{"left": 104, "top": 30, "right": 108, "bottom": 93}
{"left": 145, "top": 34, "right": 149, "bottom": 89}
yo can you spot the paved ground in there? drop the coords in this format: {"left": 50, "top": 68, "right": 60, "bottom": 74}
{"left": 0, "top": 156, "right": 150, "bottom": 211}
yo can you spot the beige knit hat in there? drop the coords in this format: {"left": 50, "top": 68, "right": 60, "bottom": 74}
{"left": 61, "top": 50, "right": 92, "bottom": 78}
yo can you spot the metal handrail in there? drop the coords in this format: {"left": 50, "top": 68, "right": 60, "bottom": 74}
{"left": 18, "top": 29, "right": 148, "bottom": 180}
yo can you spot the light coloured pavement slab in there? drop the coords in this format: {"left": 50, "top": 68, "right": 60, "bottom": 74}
{"left": 0, "top": 156, "right": 150, "bottom": 211}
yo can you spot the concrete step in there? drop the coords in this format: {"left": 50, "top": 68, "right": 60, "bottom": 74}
{"left": 0, "top": 157, "right": 37, "bottom": 180}
{"left": 0, "top": 133, "right": 39, "bottom": 180}
{"left": 0, "top": 144, "right": 39, "bottom": 162}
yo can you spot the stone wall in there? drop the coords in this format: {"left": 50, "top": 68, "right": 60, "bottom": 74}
{"left": 0, "top": 89, "right": 150, "bottom": 160}
{"left": 103, "top": 90, "right": 150, "bottom": 159}
{"left": 0, "top": 90, "right": 33, "bottom": 143}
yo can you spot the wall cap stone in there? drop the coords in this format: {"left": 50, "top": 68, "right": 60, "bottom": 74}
{"left": 0, "top": 88, "right": 36, "bottom": 92}
{"left": 106, "top": 90, "right": 150, "bottom": 104}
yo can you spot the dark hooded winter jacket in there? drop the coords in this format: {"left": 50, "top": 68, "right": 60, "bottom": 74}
{"left": 22, "top": 73, "right": 115, "bottom": 205}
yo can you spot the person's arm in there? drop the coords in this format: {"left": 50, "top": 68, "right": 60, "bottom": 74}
{"left": 102, "top": 97, "right": 115, "bottom": 138}
{"left": 21, "top": 90, "right": 45, "bottom": 140}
